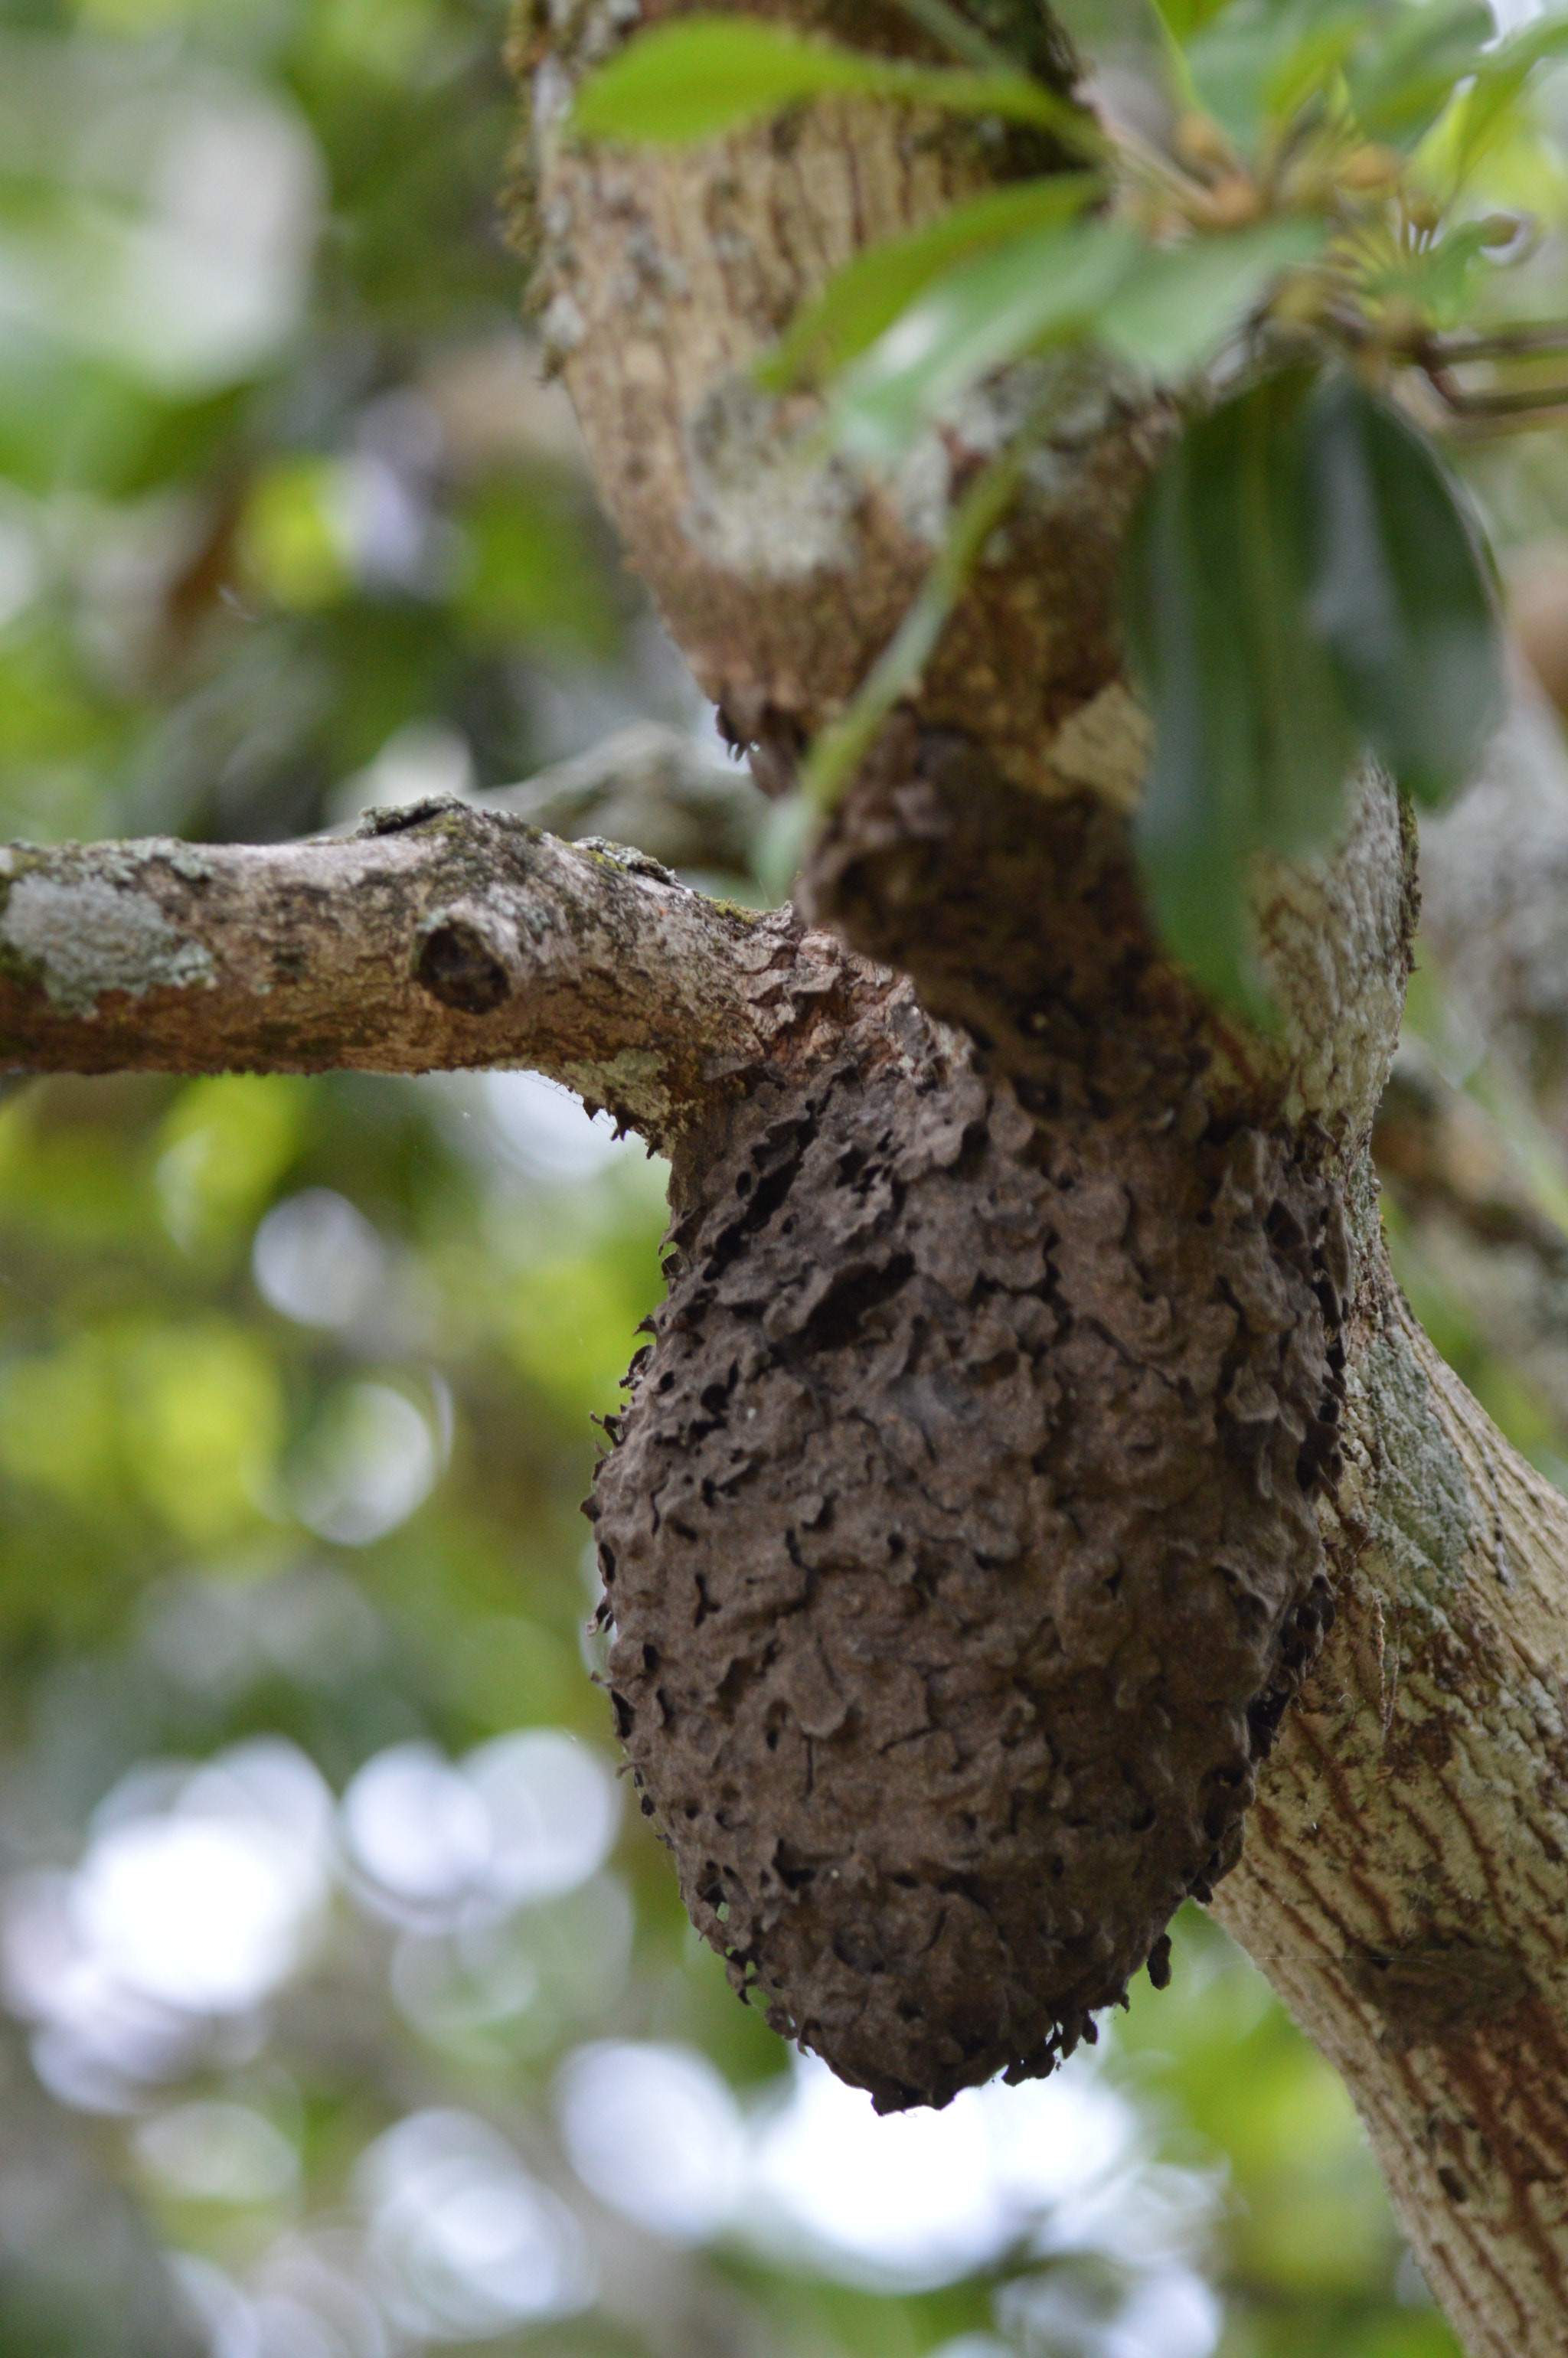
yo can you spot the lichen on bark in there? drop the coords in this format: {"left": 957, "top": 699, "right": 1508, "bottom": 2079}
{"left": 0, "top": 846, "right": 218, "bottom": 1020}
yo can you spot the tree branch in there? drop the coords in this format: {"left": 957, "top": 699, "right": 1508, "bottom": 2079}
{"left": 1215, "top": 1259, "right": 1568, "bottom": 2355}
{"left": 479, "top": 720, "right": 771, "bottom": 881}
{"left": 0, "top": 805, "right": 871, "bottom": 1150}
{"left": 512, "top": 11, "right": 1568, "bottom": 2334}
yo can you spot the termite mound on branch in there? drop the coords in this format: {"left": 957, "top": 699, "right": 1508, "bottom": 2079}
{"left": 587, "top": 761, "right": 1351, "bottom": 2112}
{"left": 515, "top": 0, "right": 1411, "bottom": 2112}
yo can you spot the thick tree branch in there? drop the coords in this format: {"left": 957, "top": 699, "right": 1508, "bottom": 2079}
{"left": 1216, "top": 1257, "right": 1568, "bottom": 2351}
{"left": 0, "top": 808, "right": 876, "bottom": 1150}
{"left": 508, "top": 10, "right": 1568, "bottom": 2337}
{"left": 5, "top": 5, "right": 1563, "bottom": 2350}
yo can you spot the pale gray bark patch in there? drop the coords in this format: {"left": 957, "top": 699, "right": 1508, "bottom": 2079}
{"left": 685, "top": 377, "right": 860, "bottom": 580}
{"left": 0, "top": 874, "right": 214, "bottom": 1017}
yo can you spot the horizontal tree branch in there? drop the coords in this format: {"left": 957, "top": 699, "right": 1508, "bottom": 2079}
{"left": 0, "top": 804, "right": 874, "bottom": 1149}
{"left": 479, "top": 720, "right": 772, "bottom": 880}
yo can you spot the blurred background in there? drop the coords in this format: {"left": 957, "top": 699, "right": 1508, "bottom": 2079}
{"left": 4, "top": 0, "right": 1568, "bottom": 2353}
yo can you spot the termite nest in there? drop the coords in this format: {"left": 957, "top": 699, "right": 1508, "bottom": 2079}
{"left": 588, "top": 991, "right": 1345, "bottom": 2111}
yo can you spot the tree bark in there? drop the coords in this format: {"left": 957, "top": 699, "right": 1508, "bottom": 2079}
{"left": 1216, "top": 1269, "right": 1568, "bottom": 2350}
{"left": 0, "top": 810, "right": 889, "bottom": 1146}
{"left": 3, "top": 5, "right": 1566, "bottom": 2353}
{"left": 508, "top": 10, "right": 1568, "bottom": 2347}
{"left": 1232, "top": 679, "right": 1568, "bottom": 2353}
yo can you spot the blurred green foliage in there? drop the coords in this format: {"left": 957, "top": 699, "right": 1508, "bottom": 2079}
{"left": 11, "top": 0, "right": 1568, "bottom": 2353}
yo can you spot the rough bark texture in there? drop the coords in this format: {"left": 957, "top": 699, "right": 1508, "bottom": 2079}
{"left": 1206, "top": 681, "right": 1568, "bottom": 2353}
{"left": 0, "top": 809, "right": 878, "bottom": 1147}
{"left": 593, "top": 965, "right": 1341, "bottom": 2111}
{"left": 516, "top": 1, "right": 1162, "bottom": 803}
{"left": 1215, "top": 1252, "right": 1568, "bottom": 2352}
{"left": 509, "top": 8, "right": 1568, "bottom": 2347}
{"left": 2, "top": 1, "right": 1566, "bottom": 2349}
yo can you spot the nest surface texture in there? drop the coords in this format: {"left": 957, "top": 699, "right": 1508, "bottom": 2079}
{"left": 590, "top": 1005, "right": 1343, "bottom": 2111}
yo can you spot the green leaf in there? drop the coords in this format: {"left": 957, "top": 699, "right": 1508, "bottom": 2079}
{"left": 1361, "top": 215, "right": 1493, "bottom": 328}
{"left": 570, "top": 15, "right": 1102, "bottom": 150}
{"left": 1444, "top": 10, "right": 1568, "bottom": 181}
{"left": 1344, "top": 0, "right": 1494, "bottom": 147}
{"left": 1097, "top": 215, "right": 1324, "bottom": 380}
{"left": 759, "top": 175, "right": 1102, "bottom": 393}
{"left": 1186, "top": 0, "right": 1366, "bottom": 153}
{"left": 1148, "top": 0, "right": 1237, "bottom": 46}
{"left": 1125, "top": 369, "right": 1360, "bottom": 1013}
{"left": 833, "top": 218, "right": 1138, "bottom": 461}
{"left": 1127, "top": 366, "right": 1506, "bottom": 1012}
{"left": 1303, "top": 371, "right": 1502, "bottom": 805}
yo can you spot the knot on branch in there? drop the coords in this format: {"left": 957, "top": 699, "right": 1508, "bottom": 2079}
{"left": 413, "top": 904, "right": 516, "bottom": 1016}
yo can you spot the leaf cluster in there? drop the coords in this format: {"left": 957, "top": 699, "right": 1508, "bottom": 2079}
{"left": 572, "top": 1, "right": 1568, "bottom": 1010}
{"left": 1127, "top": 365, "right": 1498, "bottom": 1008}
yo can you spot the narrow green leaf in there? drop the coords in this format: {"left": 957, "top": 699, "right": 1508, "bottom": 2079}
{"left": 1445, "top": 10, "right": 1568, "bottom": 181}
{"left": 802, "top": 427, "right": 1037, "bottom": 811}
{"left": 1186, "top": 0, "right": 1365, "bottom": 154}
{"left": 759, "top": 175, "right": 1102, "bottom": 394}
{"left": 571, "top": 16, "right": 1103, "bottom": 152}
{"left": 1125, "top": 370, "right": 1360, "bottom": 1014}
{"left": 833, "top": 218, "right": 1138, "bottom": 462}
{"left": 1304, "top": 371, "right": 1503, "bottom": 805}
{"left": 1345, "top": 0, "right": 1494, "bottom": 147}
{"left": 1125, "top": 436, "right": 1256, "bottom": 1011}
{"left": 1148, "top": 0, "right": 1237, "bottom": 45}
{"left": 1097, "top": 215, "right": 1324, "bottom": 380}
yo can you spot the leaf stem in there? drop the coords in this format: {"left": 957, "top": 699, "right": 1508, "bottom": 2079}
{"left": 801, "top": 429, "right": 1037, "bottom": 812}
{"left": 1426, "top": 318, "right": 1568, "bottom": 363}
{"left": 891, "top": 0, "right": 1018, "bottom": 75}
{"left": 1426, "top": 374, "right": 1568, "bottom": 420}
